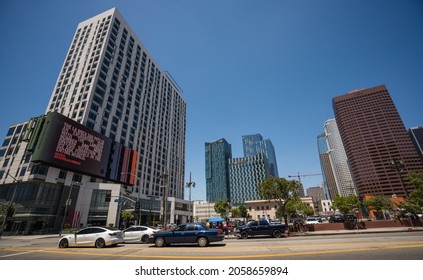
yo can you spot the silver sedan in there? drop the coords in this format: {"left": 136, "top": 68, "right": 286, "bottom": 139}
{"left": 123, "top": 225, "right": 158, "bottom": 243}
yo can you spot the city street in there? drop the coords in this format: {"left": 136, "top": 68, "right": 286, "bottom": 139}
{"left": 1, "top": 231, "right": 422, "bottom": 260}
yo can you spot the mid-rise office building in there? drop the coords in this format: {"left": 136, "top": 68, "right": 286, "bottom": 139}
{"left": 333, "top": 85, "right": 423, "bottom": 197}
{"left": 229, "top": 153, "right": 270, "bottom": 206}
{"left": 205, "top": 138, "right": 232, "bottom": 202}
{"left": 0, "top": 8, "right": 187, "bottom": 233}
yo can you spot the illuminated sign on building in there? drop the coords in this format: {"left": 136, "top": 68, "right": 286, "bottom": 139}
{"left": 31, "top": 112, "right": 138, "bottom": 185}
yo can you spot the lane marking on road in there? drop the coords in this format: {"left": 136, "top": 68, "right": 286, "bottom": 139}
{"left": 1, "top": 243, "right": 423, "bottom": 259}
{"left": 0, "top": 250, "right": 37, "bottom": 258}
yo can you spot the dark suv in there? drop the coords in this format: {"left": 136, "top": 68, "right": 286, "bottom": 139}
{"left": 329, "top": 214, "right": 344, "bottom": 223}
{"left": 329, "top": 214, "right": 357, "bottom": 223}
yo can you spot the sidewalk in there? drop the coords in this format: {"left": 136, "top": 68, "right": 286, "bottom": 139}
{"left": 287, "top": 226, "right": 423, "bottom": 237}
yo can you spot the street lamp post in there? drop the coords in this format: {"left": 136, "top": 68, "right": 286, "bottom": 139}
{"left": 0, "top": 172, "right": 19, "bottom": 239}
{"left": 59, "top": 184, "right": 74, "bottom": 237}
{"left": 185, "top": 172, "right": 196, "bottom": 223}
{"left": 158, "top": 170, "right": 169, "bottom": 228}
{"left": 389, "top": 158, "right": 408, "bottom": 198}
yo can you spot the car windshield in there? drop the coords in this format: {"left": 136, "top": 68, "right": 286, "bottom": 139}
{"left": 103, "top": 227, "right": 120, "bottom": 231}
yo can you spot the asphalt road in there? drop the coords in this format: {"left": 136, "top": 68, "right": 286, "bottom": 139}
{"left": 1, "top": 231, "right": 422, "bottom": 260}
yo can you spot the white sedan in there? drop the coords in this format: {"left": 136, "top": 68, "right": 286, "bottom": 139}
{"left": 58, "top": 226, "right": 123, "bottom": 248}
{"left": 305, "top": 217, "right": 320, "bottom": 225}
{"left": 123, "top": 225, "right": 159, "bottom": 243}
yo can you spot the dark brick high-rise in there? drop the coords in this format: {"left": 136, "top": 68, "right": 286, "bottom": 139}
{"left": 333, "top": 85, "right": 423, "bottom": 198}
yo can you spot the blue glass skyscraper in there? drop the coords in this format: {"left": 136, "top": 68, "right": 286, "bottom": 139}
{"left": 205, "top": 138, "right": 232, "bottom": 202}
{"left": 242, "top": 134, "right": 279, "bottom": 177}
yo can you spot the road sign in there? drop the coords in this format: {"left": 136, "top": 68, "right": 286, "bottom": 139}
{"left": 114, "top": 198, "right": 125, "bottom": 203}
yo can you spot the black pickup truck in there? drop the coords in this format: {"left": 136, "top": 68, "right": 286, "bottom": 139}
{"left": 235, "top": 219, "right": 286, "bottom": 239}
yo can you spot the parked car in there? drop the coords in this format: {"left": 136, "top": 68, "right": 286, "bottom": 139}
{"left": 305, "top": 217, "right": 320, "bottom": 224}
{"left": 148, "top": 223, "right": 224, "bottom": 247}
{"left": 329, "top": 214, "right": 357, "bottom": 223}
{"left": 58, "top": 226, "right": 123, "bottom": 248}
{"left": 329, "top": 214, "right": 344, "bottom": 223}
{"left": 123, "top": 225, "right": 158, "bottom": 243}
{"left": 235, "top": 219, "right": 286, "bottom": 239}
{"left": 343, "top": 214, "right": 357, "bottom": 222}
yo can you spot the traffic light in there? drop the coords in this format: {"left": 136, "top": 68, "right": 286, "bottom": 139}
{"left": 105, "top": 193, "right": 111, "bottom": 202}
{"left": 135, "top": 200, "right": 140, "bottom": 212}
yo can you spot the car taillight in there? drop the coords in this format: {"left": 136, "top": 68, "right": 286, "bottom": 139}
{"left": 217, "top": 229, "right": 222, "bottom": 235}
{"left": 109, "top": 233, "right": 117, "bottom": 236}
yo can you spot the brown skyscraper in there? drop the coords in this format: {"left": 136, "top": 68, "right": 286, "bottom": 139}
{"left": 333, "top": 85, "right": 423, "bottom": 198}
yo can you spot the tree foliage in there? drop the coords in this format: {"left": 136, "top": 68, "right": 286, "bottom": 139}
{"left": 285, "top": 195, "right": 314, "bottom": 217}
{"left": 231, "top": 207, "right": 241, "bottom": 218}
{"left": 121, "top": 210, "right": 134, "bottom": 228}
{"left": 397, "top": 172, "right": 423, "bottom": 216}
{"left": 407, "top": 172, "right": 423, "bottom": 209}
{"left": 257, "top": 177, "right": 299, "bottom": 227}
{"left": 238, "top": 205, "right": 249, "bottom": 219}
{"left": 331, "top": 194, "right": 360, "bottom": 214}
{"left": 365, "top": 196, "right": 393, "bottom": 219}
{"left": 214, "top": 200, "right": 230, "bottom": 218}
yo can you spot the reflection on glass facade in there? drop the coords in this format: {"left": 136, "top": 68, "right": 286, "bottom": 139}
{"left": 317, "top": 132, "right": 331, "bottom": 200}
{"left": 242, "top": 134, "right": 279, "bottom": 177}
{"left": 205, "top": 139, "right": 232, "bottom": 202}
{"left": 0, "top": 181, "right": 65, "bottom": 234}
{"left": 409, "top": 126, "right": 423, "bottom": 164}
{"left": 317, "top": 119, "right": 357, "bottom": 200}
{"left": 229, "top": 153, "right": 270, "bottom": 206}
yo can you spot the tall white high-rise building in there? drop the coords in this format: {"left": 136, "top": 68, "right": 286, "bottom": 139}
{"left": 46, "top": 7, "right": 186, "bottom": 199}
{"left": 0, "top": 8, "right": 187, "bottom": 233}
{"left": 321, "top": 119, "right": 356, "bottom": 198}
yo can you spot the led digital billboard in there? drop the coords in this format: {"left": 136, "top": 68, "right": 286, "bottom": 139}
{"left": 31, "top": 112, "right": 138, "bottom": 185}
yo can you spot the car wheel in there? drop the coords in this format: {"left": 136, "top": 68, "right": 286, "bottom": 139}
{"left": 141, "top": 234, "right": 149, "bottom": 244}
{"left": 240, "top": 231, "right": 248, "bottom": 239}
{"left": 58, "top": 238, "right": 69, "bottom": 248}
{"left": 155, "top": 237, "right": 165, "bottom": 247}
{"left": 95, "top": 238, "right": 106, "bottom": 248}
{"left": 272, "top": 229, "right": 282, "bottom": 238}
{"left": 197, "top": 237, "right": 209, "bottom": 247}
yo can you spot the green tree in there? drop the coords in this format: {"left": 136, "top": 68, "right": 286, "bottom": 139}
{"left": 238, "top": 205, "right": 249, "bottom": 220}
{"left": 214, "top": 200, "right": 230, "bottom": 218}
{"left": 231, "top": 207, "right": 241, "bottom": 218}
{"left": 407, "top": 172, "right": 423, "bottom": 210}
{"left": 331, "top": 194, "right": 360, "bottom": 214}
{"left": 365, "top": 196, "right": 393, "bottom": 219}
{"left": 397, "top": 172, "right": 423, "bottom": 217}
{"left": 121, "top": 210, "right": 134, "bottom": 229}
{"left": 285, "top": 195, "right": 314, "bottom": 218}
{"left": 257, "top": 177, "right": 299, "bottom": 228}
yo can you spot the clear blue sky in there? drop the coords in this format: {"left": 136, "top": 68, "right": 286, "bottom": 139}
{"left": 1, "top": 0, "right": 422, "bottom": 201}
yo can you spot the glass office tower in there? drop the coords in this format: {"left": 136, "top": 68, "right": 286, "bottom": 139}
{"left": 205, "top": 139, "right": 232, "bottom": 202}
{"left": 242, "top": 134, "right": 279, "bottom": 177}
{"left": 323, "top": 119, "right": 357, "bottom": 197}
{"left": 229, "top": 153, "right": 270, "bottom": 206}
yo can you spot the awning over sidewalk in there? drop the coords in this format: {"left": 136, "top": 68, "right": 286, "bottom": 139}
{"left": 208, "top": 216, "right": 225, "bottom": 223}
